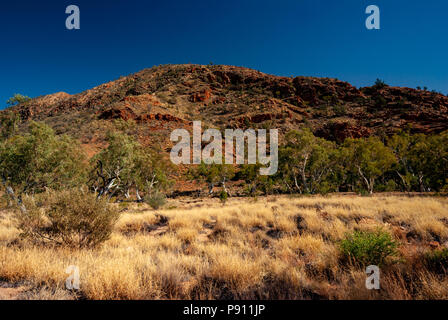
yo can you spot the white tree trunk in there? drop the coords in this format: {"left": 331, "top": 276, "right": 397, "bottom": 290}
{"left": 136, "top": 187, "right": 142, "bottom": 202}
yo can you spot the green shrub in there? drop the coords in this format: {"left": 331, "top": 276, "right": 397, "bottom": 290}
{"left": 15, "top": 189, "right": 120, "bottom": 248}
{"left": 374, "top": 78, "right": 387, "bottom": 89}
{"left": 359, "top": 189, "right": 371, "bottom": 197}
{"left": 219, "top": 190, "right": 228, "bottom": 204}
{"left": 145, "top": 191, "right": 166, "bottom": 210}
{"left": 340, "top": 229, "right": 398, "bottom": 266}
{"left": 425, "top": 248, "right": 448, "bottom": 273}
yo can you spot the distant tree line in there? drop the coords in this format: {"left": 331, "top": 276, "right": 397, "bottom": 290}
{"left": 192, "top": 128, "right": 448, "bottom": 198}
{"left": 278, "top": 128, "right": 447, "bottom": 194}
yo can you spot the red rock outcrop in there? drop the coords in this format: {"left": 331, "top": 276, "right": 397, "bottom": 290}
{"left": 98, "top": 107, "right": 136, "bottom": 121}
{"left": 315, "top": 121, "right": 373, "bottom": 143}
{"left": 189, "top": 89, "right": 212, "bottom": 103}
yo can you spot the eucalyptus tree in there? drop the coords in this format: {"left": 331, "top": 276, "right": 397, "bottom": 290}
{"left": 278, "top": 128, "right": 338, "bottom": 194}
{"left": 0, "top": 122, "right": 87, "bottom": 205}
{"left": 342, "top": 136, "right": 396, "bottom": 194}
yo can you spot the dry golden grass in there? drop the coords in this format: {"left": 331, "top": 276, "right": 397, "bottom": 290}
{"left": 0, "top": 194, "right": 447, "bottom": 300}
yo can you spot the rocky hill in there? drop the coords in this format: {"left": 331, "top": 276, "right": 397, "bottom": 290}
{"left": 6, "top": 64, "right": 448, "bottom": 153}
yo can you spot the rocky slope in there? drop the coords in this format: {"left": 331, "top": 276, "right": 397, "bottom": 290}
{"left": 6, "top": 64, "right": 448, "bottom": 149}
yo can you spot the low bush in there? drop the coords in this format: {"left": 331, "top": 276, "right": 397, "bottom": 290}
{"left": 15, "top": 188, "right": 120, "bottom": 248}
{"left": 219, "top": 190, "right": 228, "bottom": 204}
{"left": 339, "top": 229, "right": 398, "bottom": 266}
{"left": 145, "top": 191, "right": 166, "bottom": 210}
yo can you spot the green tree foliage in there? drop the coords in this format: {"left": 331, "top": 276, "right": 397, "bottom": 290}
{"left": 388, "top": 131, "right": 448, "bottom": 192}
{"left": 6, "top": 94, "right": 31, "bottom": 107}
{"left": 277, "top": 128, "right": 339, "bottom": 194}
{"left": 387, "top": 131, "right": 416, "bottom": 192}
{"left": 0, "top": 111, "right": 21, "bottom": 139}
{"left": 342, "top": 137, "right": 396, "bottom": 194}
{"left": 134, "top": 147, "right": 173, "bottom": 200}
{"left": 274, "top": 128, "right": 447, "bottom": 195}
{"left": 91, "top": 130, "right": 140, "bottom": 199}
{"left": 0, "top": 122, "right": 87, "bottom": 197}
{"left": 238, "top": 163, "right": 274, "bottom": 196}
{"left": 430, "top": 132, "right": 448, "bottom": 191}
{"left": 190, "top": 162, "right": 235, "bottom": 196}
{"left": 90, "top": 130, "right": 171, "bottom": 201}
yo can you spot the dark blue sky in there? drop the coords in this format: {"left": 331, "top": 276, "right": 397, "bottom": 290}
{"left": 1, "top": 0, "right": 447, "bottom": 107}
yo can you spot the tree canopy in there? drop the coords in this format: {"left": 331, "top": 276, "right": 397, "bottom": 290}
{"left": 0, "top": 122, "right": 87, "bottom": 196}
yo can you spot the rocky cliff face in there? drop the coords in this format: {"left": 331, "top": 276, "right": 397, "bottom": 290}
{"left": 7, "top": 64, "right": 448, "bottom": 147}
